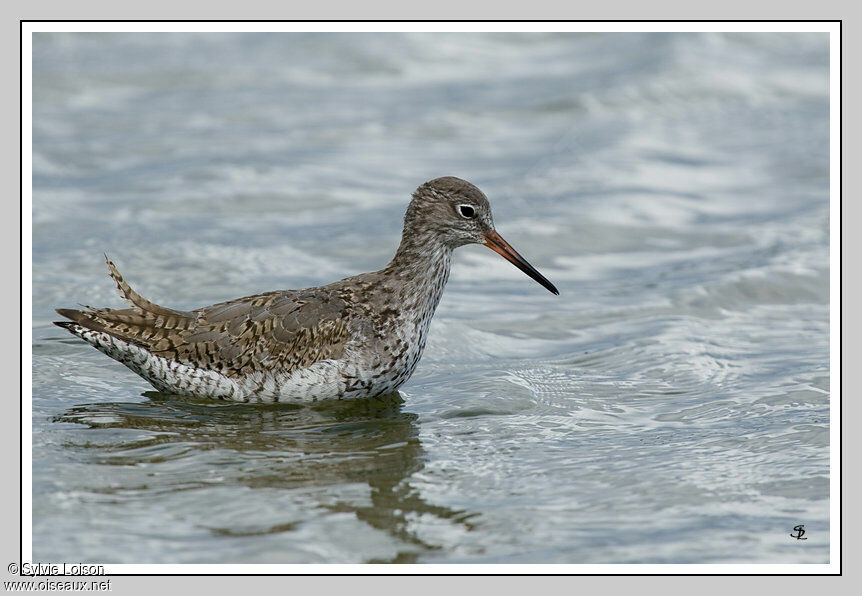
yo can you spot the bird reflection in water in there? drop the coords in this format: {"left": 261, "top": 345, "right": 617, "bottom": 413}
{"left": 53, "top": 392, "right": 477, "bottom": 563}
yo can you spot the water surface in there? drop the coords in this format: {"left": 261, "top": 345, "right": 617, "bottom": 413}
{"left": 32, "top": 32, "right": 830, "bottom": 564}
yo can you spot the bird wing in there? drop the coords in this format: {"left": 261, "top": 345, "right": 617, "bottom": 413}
{"left": 184, "top": 289, "right": 352, "bottom": 377}
{"left": 56, "top": 257, "right": 352, "bottom": 377}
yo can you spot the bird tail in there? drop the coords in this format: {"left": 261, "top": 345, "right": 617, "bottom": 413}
{"left": 53, "top": 255, "right": 194, "bottom": 347}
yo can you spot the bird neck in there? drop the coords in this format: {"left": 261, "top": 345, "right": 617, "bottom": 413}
{"left": 384, "top": 229, "right": 454, "bottom": 312}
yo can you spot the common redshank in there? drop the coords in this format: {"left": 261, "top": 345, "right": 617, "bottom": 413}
{"left": 55, "top": 177, "right": 558, "bottom": 402}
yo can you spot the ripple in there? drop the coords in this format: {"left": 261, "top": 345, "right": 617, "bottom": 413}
{"left": 32, "top": 31, "right": 830, "bottom": 564}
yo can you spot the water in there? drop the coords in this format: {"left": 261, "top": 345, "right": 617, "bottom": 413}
{"left": 31, "top": 32, "right": 830, "bottom": 564}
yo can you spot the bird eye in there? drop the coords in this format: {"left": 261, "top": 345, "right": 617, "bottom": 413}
{"left": 458, "top": 205, "right": 476, "bottom": 219}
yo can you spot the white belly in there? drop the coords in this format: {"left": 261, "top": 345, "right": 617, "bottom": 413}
{"left": 68, "top": 311, "right": 432, "bottom": 403}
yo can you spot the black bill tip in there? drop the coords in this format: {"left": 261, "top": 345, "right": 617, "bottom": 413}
{"left": 483, "top": 230, "right": 559, "bottom": 295}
